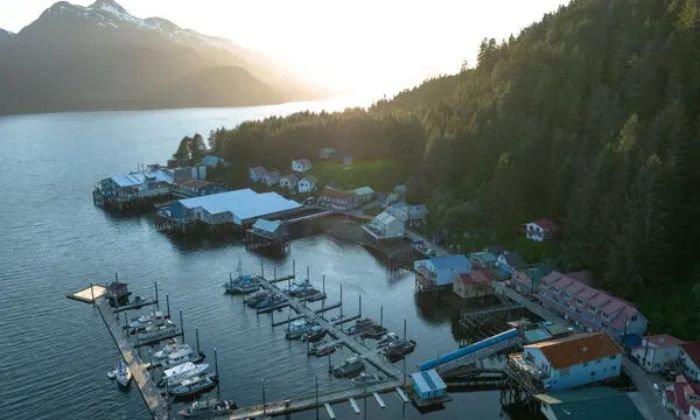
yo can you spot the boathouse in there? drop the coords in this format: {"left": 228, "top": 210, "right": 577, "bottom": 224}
{"left": 411, "top": 369, "right": 447, "bottom": 401}
{"left": 245, "top": 219, "right": 289, "bottom": 256}
{"left": 362, "top": 210, "right": 405, "bottom": 241}
{"left": 106, "top": 279, "right": 130, "bottom": 307}
{"left": 155, "top": 188, "right": 301, "bottom": 233}
{"left": 414, "top": 254, "right": 471, "bottom": 291}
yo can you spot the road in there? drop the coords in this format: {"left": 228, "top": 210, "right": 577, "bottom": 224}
{"left": 404, "top": 229, "right": 451, "bottom": 257}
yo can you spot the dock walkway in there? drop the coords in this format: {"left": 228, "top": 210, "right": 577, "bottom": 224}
{"left": 95, "top": 299, "right": 170, "bottom": 420}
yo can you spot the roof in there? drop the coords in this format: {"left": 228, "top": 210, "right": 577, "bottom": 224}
{"left": 531, "top": 218, "right": 560, "bottom": 233}
{"left": 353, "top": 186, "right": 375, "bottom": 196}
{"left": 566, "top": 271, "right": 593, "bottom": 285}
{"left": 250, "top": 166, "right": 267, "bottom": 175}
{"left": 321, "top": 188, "right": 354, "bottom": 199}
{"left": 301, "top": 175, "right": 317, "bottom": 185}
{"left": 524, "top": 328, "right": 553, "bottom": 343}
{"left": 175, "top": 179, "right": 218, "bottom": 189}
{"left": 681, "top": 342, "right": 700, "bottom": 366}
{"left": 170, "top": 189, "right": 301, "bottom": 221}
{"left": 535, "top": 387, "right": 643, "bottom": 420}
{"left": 281, "top": 174, "right": 299, "bottom": 183}
{"left": 111, "top": 173, "right": 145, "bottom": 187}
{"left": 525, "top": 332, "right": 622, "bottom": 369}
{"left": 470, "top": 251, "right": 498, "bottom": 265}
{"left": 429, "top": 254, "right": 471, "bottom": 271}
{"left": 371, "top": 211, "right": 401, "bottom": 227}
{"left": 502, "top": 252, "right": 526, "bottom": 269}
{"left": 411, "top": 369, "right": 446, "bottom": 394}
{"left": 252, "top": 218, "right": 282, "bottom": 234}
{"left": 458, "top": 270, "right": 492, "bottom": 285}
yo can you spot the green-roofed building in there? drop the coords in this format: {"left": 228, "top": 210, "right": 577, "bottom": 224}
{"left": 535, "top": 387, "right": 645, "bottom": 420}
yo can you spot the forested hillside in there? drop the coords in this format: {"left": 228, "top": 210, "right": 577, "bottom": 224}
{"left": 206, "top": 0, "right": 700, "bottom": 337}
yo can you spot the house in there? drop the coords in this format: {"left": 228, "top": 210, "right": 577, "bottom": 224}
{"left": 298, "top": 176, "right": 318, "bottom": 194}
{"left": 469, "top": 251, "right": 498, "bottom": 269}
{"left": 318, "top": 147, "right": 337, "bottom": 159}
{"left": 407, "top": 205, "right": 429, "bottom": 227}
{"left": 662, "top": 375, "right": 700, "bottom": 419}
{"left": 318, "top": 187, "right": 358, "bottom": 210}
{"left": 291, "top": 158, "right": 313, "bottom": 173}
{"left": 279, "top": 174, "right": 299, "bottom": 191}
{"left": 496, "top": 251, "right": 526, "bottom": 276}
{"left": 363, "top": 211, "right": 405, "bottom": 240}
{"left": 681, "top": 342, "right": 700, "bottom": 382}
{"left": 249, "top": 166, "right": 267, "bottom": 182}
{"left": 410, "top": 369, "right": 447, "bottom": 402}
{"left": 524, "top": 218, "right": 561, "bottom": 242}
{"left": 631, "top": 334, "right": 686, "bottom": 373}
{"left": 172, "top": 179, "right": 225, "bottom": 198}
{"left": 536, "top": 387, "right": 645, "bottom": 420}
{"left": 512, "top": 265, "right": 554, "bottom": 295}
{"left": 262, "top": 171, "right": 281, "bottom": 187}
{"left": 200, "top": 155, "right": 229, "bottom": 168}
{"left": 536, "top": 271, "right": 648, "bottom": 340}
{"left": 516, "top": 332, "right": 622, "bottom": 391}
{"left": 414, "top": 254, "right": 471, "bottom": 290}
{"left": 452, "top": 270, "right": 494, "bottom": 299}
{"left": 353, "top": 186, "right": 375, "bottom": 204}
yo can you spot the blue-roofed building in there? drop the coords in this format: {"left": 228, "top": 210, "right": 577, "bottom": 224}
{"left": 94, "top": 165, "right": 176, "bottom": 211}
{"left": 414, "top": 254, "right": 471, "bottom": 291}
{"left": 200, "top": 155, "right": 229, "bottom": 168}
{"left": 156, "top": 188, "right": 301, "bottom": 232}
{"left": 410, "top": 369, "right": 447, "bottom": 402}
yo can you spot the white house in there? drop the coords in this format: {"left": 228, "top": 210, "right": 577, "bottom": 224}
{"left": 525, "top": 218, "right": 560, "bottom": 242}
{"left": 681, "top": 342, "right": 700, "bottom": 382}
{"left": 362, "top": 211, "right": 405, "bottom": 240}
{"left": 353, "top": 186, "right": 375, "bottom": 204}
{"left": 262, "top": 171, "right": 281, "bottom": 187}
{"left": 298, "top": 176, "right": 318, "bottom": 194}
{"left": 249, "top": 166, "right": 267, "bottom": 182}
{"left": 291, "top": 158, "right": 313, "bottom": 173}
{"left": 631, "top": 334, "right": 686, "bottom": 373}
{"left": 279, "top": 174, "right": 299, "bottom": 191}
{"left": 519, "top": 332, "right": 622, "bottom": 391}
{"left": 318, "top": 147, "right": 337, "bottom": 159}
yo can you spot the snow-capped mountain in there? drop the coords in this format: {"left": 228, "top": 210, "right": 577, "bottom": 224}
{"left": 0, "top": 0, "right": 314, "bottom": 114}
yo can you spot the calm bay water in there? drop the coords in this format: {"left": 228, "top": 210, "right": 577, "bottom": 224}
{"left": 0, "top": 100, "right": 523, "bottom": 419}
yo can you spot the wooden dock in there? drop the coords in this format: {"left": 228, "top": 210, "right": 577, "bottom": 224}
{"left": 95, "top": 298, "right": 170, "bottom": 420}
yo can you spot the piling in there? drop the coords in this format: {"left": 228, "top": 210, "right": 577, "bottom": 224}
{"left": 273, "top": 267, "right": 277, "bottom": 281}
{"left": 315, "top": 376, "right": 320, "bottom": 420}
{"left": 359, "top": 294, "right": 362, "bottom": 318}
{"left": 403, "top": 318, "right": 407, "bottom": 341}
{"left": 196, "top": 327, "right": 200, "bottom": 354}
{"left": 260, "top": 260, "right": 264, "bottom": 277}
{"left": 154, "top": 281, "right": 159, "bottom": 310}
{"left": 262, "top": 379, "right": 267, "bottom": 415}
{"left": 90, "top": 282, "right": 95, "bottom": 306}
{"left": 166, "top": 294, "right": 170, "bottom": 318}
{"left": 340, "top": 283, "right": 344, "bottom": 320}
{"left": 293, "top": 259, "right": 296, "bottom": 278}
{"left": 179, "top": 310, "right": 184, "bottom": 342}
{"left": 380, "top": 306, "right": 384, "bottom": 327}
{"left": 215, "top": 347, "right": 219, "bottom": 377}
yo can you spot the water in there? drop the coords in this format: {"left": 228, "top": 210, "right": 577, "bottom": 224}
{"left": 0, "top": 101, "right": 528, "bottom": 419}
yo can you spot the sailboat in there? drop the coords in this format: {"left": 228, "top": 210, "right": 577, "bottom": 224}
{"left": 114, "top": 359, "right": 132, "bottom": 388}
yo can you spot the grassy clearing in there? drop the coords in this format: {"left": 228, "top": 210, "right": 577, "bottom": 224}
{"left": 311, "top": 159, "right": 404, "bottom": 191}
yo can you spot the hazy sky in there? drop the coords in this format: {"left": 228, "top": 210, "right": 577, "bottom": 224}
{"left": 1, "top": 0, "right": 570, "bottom": 96}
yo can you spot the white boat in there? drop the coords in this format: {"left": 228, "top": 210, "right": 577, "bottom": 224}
{"left": 160, "top": 347, "right": 203, "bottom": 369}
{"left": 288, "top": 279, "right": 313, "bottom": 295}
{"left": 332, "top": 356, "right": 365, "bottom": 378}
{"left": 115, "top": 360, "right": 132, "bottom": 387}
{"left": 351, "top": 372, "right": 383, "bottom": 386}
{"left": 159, "top": 362, "right": 209, "bottom": 387}
{"left": 136, "top": 320, "right": 178, "bottom": 344}
{"left": 152, "top": 341, "right": 192, "bottom": 362}
{"left": 285, "top": 319, "right": 308, "bottom": 340}
{"left": 128, "top": 310, "right": 167, "bottom": 331}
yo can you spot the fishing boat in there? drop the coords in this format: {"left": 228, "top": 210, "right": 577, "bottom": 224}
{"left": 157, "top": 362, "right": 209, "bottom": 388}
{"left": 223, "top": 262, "right": 260, "bottom": 295}
{"left": 345, "top": 318, "right": 374, "bottom": 336}
{"left": 136, "top": 320, "right": 178, "bottom": 345}
{"left": 360, "top": 324, "right": 388, "bottom": 339}
{"left": 383, "top": 339, "right": 417, "bottom": 362}
{"left": 376, "top": 333, "right": 400, "bottom": 348}
{"left": 310, "top": 341, "right": 337, "bottom": 357}
{"left": 115, "top": 359, "right": 132, "bottom": 388}
{"left": 332, "top": 356, "right": 365, "bottom": 378}
{"left": 288, "top": 279, "right": 314, "bottom": 296}
{"left": 127, "top": 310, "right": 168, "bottom": 332}
{"left": 303, "top": 324, "right": 326, "bottom": 343}
{"left": 244, "top": 290, "right": 272, "bottom": 307}
{"left": 151, "top": 340, "right": 191, "bottom": 362}
{"left": 285, "top": 319, "right": 308, "bottom": 340}
{"left": 169, "top": 374, "right": 218, "bottom": 399}
{"left": 250, "top": 294, "right": 287, "bottom": 310}
{"left": 160, "top": 347, "right": 205, "bottom": 369}
{"left": 179, "top": 399, "right": 237, "bottom": 418}
{"left": 351, "top": 372, "right": 384, "bottom": 386}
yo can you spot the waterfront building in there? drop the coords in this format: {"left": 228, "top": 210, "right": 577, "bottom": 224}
{"left": 414, "top": 254, "right": 471, "bottom": 291}
{"left": 452, "top": 269, "right": 494, "bottom": 299}
{"left": 536, "top": 387, "right": 644, "bottom": 420}
{"left": 318, "top": 187, "right": 359, "bottom": 210}
{"left": 512, "top": 265, "right": 554, "bottom": 295}
{"left": 680, "top": 342, "right": 700, "bottom": 382}
{"left": 199, "top": 155, "right": 229, "bottom": 168}
{"left": 410, "top": 369, "right": 447, "bottom": 401}
{"left": 524, "top": 218, "right": 560, "bottom": 242}
{"left": 362, "top": 210, "right": 405, "bottom": 241}
{"left": 631, "top": 334, "right": 686, "bottom": 373}
{"left": 248, "top": 166, "right": 267, "bottom": 182}
{"left": 172, "top": 179, "right": 225, "bottom": 198}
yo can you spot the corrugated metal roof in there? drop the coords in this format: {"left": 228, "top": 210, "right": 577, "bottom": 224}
{"left": 411, "top": 370, "right": 446, "bottom": 394}
{"left": 525, "top": 332, "right": 622, "bottom": 369}
{"left": 252, "top": 219, "right": 282, "bottom": 233}
{"left": 176, "top": 189, "right": 301, "bottom": 221}
{"left": 111, "top": 173, "right": 146, "bottom": 187}
{"left": 430, "top": 255, "right": 470, "bottom": 271}
{"left": 353, "top": 186, "right": 375, "bottom": 196}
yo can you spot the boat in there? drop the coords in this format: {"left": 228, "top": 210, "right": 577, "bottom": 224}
{"left": 303, "top": 324, "right": 326, "bottom": 343}
{"left": 288, "top": 279, "right": 314, "bottom": 296}
{"left": 360, "top": 324, "right": 388, "bottom": 339}
{"left": 136, "top": 320, "right": 178, "bottom": 344}
{"left": 127, "top": 310, "right": 168, "bottom": 332}
{"left": 244, "top": 290, "right": 272, "bottom": 307}
{"left": 310, "top": 341, "right": 337, "bottom": 357}
{"left": 285, "top": 319, "right": 308, "bottom": 340}
{"left": 169, "top": 374, "right": 218, "bottom": 399}
{"left": 151, "top": 340, "right": 192, "bottom": 362}
{"left": 250, "top": 294, "right": 287, "bottom": 310}
{"left": 160, "top": 347, "right": 205, "bottom": 369}
{"left": 332, "top": 356, "right": 365, "bottom": 378}
{"left": 384, "top": 339, "right": 417, "bottom": 362}
{"left": 376, "top": 333, "right": 400, "bottom": 348}
{"left": 351, "top": 372, "right": 384, "bottom": 386}
{"left": 158, "top": 362, "right": 209, "bottom": 388}
{"left": 223, "top": 263, "right": 260, "bottom": 295}
{"left": 115, "top": 360, "right": 132, "bottom": 387}
{"left": 345, "top": 318, "right": 374, "bottom": 336}
{"left": 107, "top": 369, "right": 116, "bottom": 380}
{"left": 179, "top": 399, "right": 237, "bottom": 418}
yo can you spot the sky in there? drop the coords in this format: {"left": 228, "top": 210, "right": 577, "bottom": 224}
{"left": 0, "top": 0, "right": 570, "bottom": 97}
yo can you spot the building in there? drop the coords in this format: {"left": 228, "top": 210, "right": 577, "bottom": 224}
{"left": 496, "top": 251, "right": 526, "bottom": 277}
{"left": 156, "top": 188, "right": 301, "bottom": 231}
{"left": 469, "top": 251, "right": 498, "bottom": 269}
{"left": 524, "top": 218, "right": 561, "bottom": 242}
{"left": 536, "top": 271, "right": 648, "bottom": 340}
{"left": 318, "top": 147, "right": 337, "bottom": 159}
{"left": 298, "top": 176, "right": 318, "bottom": 194}
{"left": 631, "top": 334, "right": 686, "bottom": 373}
{"left": 452, "top": 270, "right": 493, "bottom": 299}
{"left": 353, "top": 186, "right": 375, "bottom": 205}
{"left": 514, "top": 332, "right": 622, "bottom": 391}
{"left": 262, "top": 171, "right": 281, "bottom": 187}
{"left": 512, "top": 265, "right": 554, "bottom": 295}
{"left": 663, "top": 375, "right": 700, "bottom": 419}
{"left": 414, "top": 254, "right": 471, "bottom": 291}
{"left": 249, "top": 166, "right": 267, "bottom": 182}
{"left": 93, "top": 165, "right": 177, "bottom": 211}
{"left": 279, "top": 174, "right": 299, "bottom": 191}
{"left": 536, "top": 387, "right": 645, "bottom": 420}
{"left": 106, "top": 278, "right": 130, "bottom": 307}
{"left": 172, "top": 179, "right": 225, "bottom": 198}
{"left": 386, "top": 203, "right": 429, "bottom": 227}
{"left": 245, "top": 218, "right": 289, "bottom": 256}
{"left": 681, "top": 342, "right": 700, "bottom": 382}
{"left": 410, "top": 369, "right": 447, "bottom": 402}
{"left": 362, "top": 211, "right": 405, "bottom": 241}
{"left": 291, "top": 158, "right": 313, "bottom": 173}
{"left": 199, "top": 155, "right": 229, "bottom": 168}
{"left": 318, "top": 187, "right": 358, "bottom": 210}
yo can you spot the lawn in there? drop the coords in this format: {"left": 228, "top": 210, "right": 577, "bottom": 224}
{"left": 311, "top": 159, "right": 405, "bottom": 191}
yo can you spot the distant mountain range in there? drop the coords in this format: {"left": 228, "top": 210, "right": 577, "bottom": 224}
{"left": 0, "top": 0, "right": 317, "bottom": 114}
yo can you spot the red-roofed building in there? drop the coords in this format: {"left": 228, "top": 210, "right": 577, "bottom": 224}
{"left": 690, "top": 401, "right": 700, "bottom": 420}
{"left": 662, "top": 375, "right": 700, "bottom": 419}
{"left": 681, "top": 342, "right": 700, "bottom": 382}
{"left": 535, "top": 271, "right": 648, "bottom": 340}
{"left": 452, "top": 270, "right": 493, "bottom": 299}
{"left": 631, "top": 334, "right": 686, "bottom": 373}
{"left": 524, "top": 218, "right": 560, "bottom": 242}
